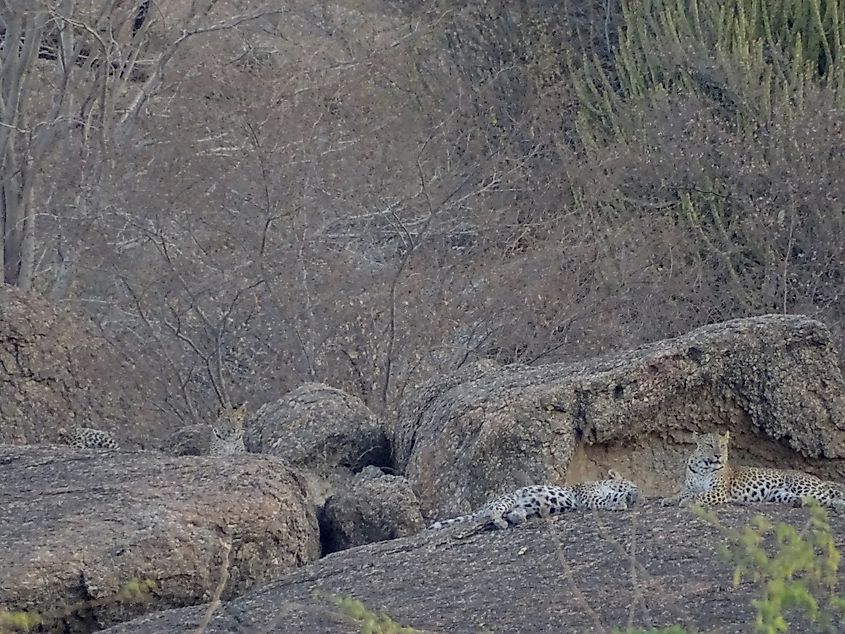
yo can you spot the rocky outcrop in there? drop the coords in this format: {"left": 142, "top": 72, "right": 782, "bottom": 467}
{"left": 0, "top": 446, "right": 319, "bottom": 632}
{"left": 395, "top": 315, "right": 845, "bottom": 519}
{"left": 102, "top": 503, "right": 843, "bottom": 634}
{"left": 320, "top": 468, "right": 425, "bottom": 554}
{"left": 0, "top": 286, "right": 175, "bottom": 449}
{"left": 6, "top": 314, "right": 845, "bottom": 633}
{"left": 244, "top": 383, "right": 389, "bottom": 508}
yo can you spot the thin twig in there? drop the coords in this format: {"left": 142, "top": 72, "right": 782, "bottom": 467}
{"left": 543, "top": 516, "right": 608, "bottom": 633}
{"left": 192, "top": 537, "right": 233, "bottom": 634}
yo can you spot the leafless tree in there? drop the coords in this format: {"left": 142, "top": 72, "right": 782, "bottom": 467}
{"left": 0, "top": 0, "right": 285, "bottom": 291}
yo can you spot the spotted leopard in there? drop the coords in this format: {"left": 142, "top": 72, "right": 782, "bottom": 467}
{"left": 429, "top": 469, "right": 639, "bottom": 531}
{"left": 58, "top": 426, "right": 119, "bottom": 450}
{"left": 209, "top": 402, "right": 248, "bottom": 456}
{"left": 661, "top": 431, "right": 845, "bottom": 511}
{"left": 571, "top": 469, "right": 641, "bottom": 510}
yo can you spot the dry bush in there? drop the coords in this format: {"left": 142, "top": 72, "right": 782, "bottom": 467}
{"left": 564, "top": 0, "right": 845, "bottom": 361}
{"left": 9, "top": 0, "right": 844, "bottom": 426}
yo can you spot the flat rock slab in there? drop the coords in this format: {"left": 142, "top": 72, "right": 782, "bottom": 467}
{"left": 0, "top": 446, "right": 319, "bottom": 632}
{"left": 104, "top": 503, "right": 845, "bottom": 633}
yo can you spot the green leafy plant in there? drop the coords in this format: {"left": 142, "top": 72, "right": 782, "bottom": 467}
{"left": 324, "top": 594, "right": 420, "bottom": 634}
{"left": 612, "top": 626, "right": 692, "bottom": 633}
{"left": 572, "top": 0, "right": 845, "bottom": 149}
{"left": 0, "top": 611, "right": 42, "bottom": 634}
{"left": 719, "top": 500, "right": 845, "bottom": 633}
{"left": 623, "top": 502, "right": 845, "bottom": 633}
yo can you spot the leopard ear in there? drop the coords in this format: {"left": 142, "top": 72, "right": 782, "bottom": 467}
{"left": 723, "top": 430, "right": 731, "bottom": 443}
{"left": 607, "top": 469, "right": 622, "bottom": 480}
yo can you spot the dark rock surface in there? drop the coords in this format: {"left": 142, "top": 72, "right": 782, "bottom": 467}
{"left": 320, "top": 469, "right": 424, "bottom": 554}
{"left": 395, "top": 315, "right": 845, "bottom": 519}
{"left": 0, "top": 446, "right": 320, "bottom": 632}
{"left": 103, "top": 502, "right": 845, "bottom": 633}
{"left": 392, "top": 358, "right": 501, "bottom": 470}
{"left": 166, "top": 423, "right": 219, "bottom": 456}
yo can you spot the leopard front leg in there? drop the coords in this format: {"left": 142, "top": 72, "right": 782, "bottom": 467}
{"left": 504, "top": 506, "right": 530, "bottom": 525}
{"left": 490, "top": 514, "right": 511, "bottom": 529}
{"left": 592, "top": 497, "right": 629, "bottom": 511}
{"left": 660, "top": 491, "right": 690, "bottom": 507}
{"left": 797, "top": 492, "right": 845, "bottom": 514}
{"left": 826, "top": 499, "right": 845, "bottom": 514}
{"left": 682, "top": 489, "right": 726, "bottom": 507}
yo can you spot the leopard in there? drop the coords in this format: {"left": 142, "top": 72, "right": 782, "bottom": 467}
{"left": 58, "top": 426, "right": 119, "bottom": 450}
{"left": 571, "top": 469, "right": 641, "bottom": 510}
{"left": 661, "top": 431, "right": 845, "bottom": 511}
{"left": 428, "top": 469, "right": 639, "bottom": 531}
{"left": 209, "top": 402, "right": 248, "bottom": 456}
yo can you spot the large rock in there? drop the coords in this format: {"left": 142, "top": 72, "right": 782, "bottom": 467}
{"left": 395, "top": 315, "right": 845, "bottom": 518}
{"left": 0, "top": 446, "right": 319, "bottom": 632}
{"left": 102, "top": 503, "right": 844, "bottom": 634}
{"left": 244, "top": 383, "right": 389, "bottom": 479}
{"left": 0, "top": 286, "right": 175, "bottom": 448}
{"left": 320, "top": 468, "right": 425, "bottom": 554}
{"left": 166, "top": 424, "right": 219, "bottom": 456}
{"left": 392, "top": 358, "right": 501, "bottom": 470}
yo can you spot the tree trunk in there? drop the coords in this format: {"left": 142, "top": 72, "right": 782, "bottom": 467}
{"left": 0, "top": 9, "right": 44, "bottom": 287}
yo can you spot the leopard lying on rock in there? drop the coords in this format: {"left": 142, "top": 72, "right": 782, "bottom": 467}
{"left": 661, "top": 431, "right": 845, "bottom": 511}
{"left": 429, "top": 469, "right": 640, "bottom": 531}
{"left": 58, "top": 427, "right": 119, "bottom": 450}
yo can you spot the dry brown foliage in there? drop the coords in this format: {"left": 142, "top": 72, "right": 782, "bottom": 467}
{"left": 4, "top": 0, "right": 843, "bottom": 424}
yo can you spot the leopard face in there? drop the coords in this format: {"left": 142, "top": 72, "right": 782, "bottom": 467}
{"left": 216, "top": 402, "right": 248, "bottom": 428}
{"left": 685, "top": 431, "right": 729, "bottom": 490}
{"left": 210, "top": 402, "right": 248, "bottom": 455}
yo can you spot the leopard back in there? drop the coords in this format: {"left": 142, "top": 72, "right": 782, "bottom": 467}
{"left": 573, "top": 469, "right": 640, "bottom": 509}
{"left": 59, "top": 427, "right": 119, "bottom": 450}
{"left": 428, "top": 484, "right": 578, "bottom": 530}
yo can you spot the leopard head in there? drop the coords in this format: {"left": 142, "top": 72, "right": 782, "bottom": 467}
{"left": 689, "top": 431, "right": 730, "bottom": 473}
{"left": 216, "top": 401, "right": 248, "bottom": 428}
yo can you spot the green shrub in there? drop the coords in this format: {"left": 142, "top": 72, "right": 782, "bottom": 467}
{"left": 573, "top": 0, "right": 845, "bottom": 148}
{"left": 719, "top": 500, "right": 845, "bottom": 633}
{"left": 0, "top": 578, "right": 155, "bottom": 633}
{"left": 0, "top": 611, "right": 42, "bottom": 633}
{"left": 330, "top": 594, "right": 420, "bottom": 634}
{"left": 612, "top": 626, "right": 692, "bottom": 633}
